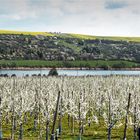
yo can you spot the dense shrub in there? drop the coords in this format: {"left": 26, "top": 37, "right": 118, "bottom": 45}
{"left": 112, "top": 62, "right": 127, "bottom": 68}
{"left": 48, "top": 68, "right": 58, "bottom": 76}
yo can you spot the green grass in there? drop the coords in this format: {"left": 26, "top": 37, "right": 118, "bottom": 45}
{"left": 58, "top": 41, "right": 81, "bottom": 53}
{"left": 0, "top": 60, "right": 63, "bottom": 68}
{"left": 1, "top": 114, "right": 135, "bottom": 140}
{"left": 0, "top": 60, "right": 139, "bottom": 69}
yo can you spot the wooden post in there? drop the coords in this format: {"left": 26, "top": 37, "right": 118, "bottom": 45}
{"left": 0, "top": 97, "right": 2, "bottom": 140}
{"left": 58, "top": 97, "right": 62, "bottom": 135}
{"left": 19, "top": 96, "right": 23, "bottom": 140}
{"left": 79, "top": 102, "right": 81, "bottom": 133}
{"left": 11, "top": 79, "right": 16, "bottom": 140}
{"left": 133, "top": 93, "right": 137, "bottom": 140}
{"left": 123, "top": 93, "right": 131, "bottom": 140}
{"left": 51, "top": 91, "right": 60, "bottom": 140}
{"left": 108, "top": 97, "right": 111, "bottom": 140}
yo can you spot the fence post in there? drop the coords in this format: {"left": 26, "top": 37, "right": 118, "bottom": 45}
{"left": 51, "top": 91, "right": 60, "bottom": 140}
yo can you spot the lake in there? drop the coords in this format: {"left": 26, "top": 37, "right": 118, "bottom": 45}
{"left": 0, "top": 69, "right": 140, "bottom": 76}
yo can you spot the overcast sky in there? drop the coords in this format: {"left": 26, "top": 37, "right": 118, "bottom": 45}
{"left": 0, "top": 0, "right": 140, "bottom": 36}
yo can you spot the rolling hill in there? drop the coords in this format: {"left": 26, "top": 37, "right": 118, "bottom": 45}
{"left": 0, "top": 30, "right": 140, "bottom": 68}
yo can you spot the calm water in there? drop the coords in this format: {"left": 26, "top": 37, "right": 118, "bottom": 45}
{"left": 0, "top": 69, "right": 140, "bottom": 76}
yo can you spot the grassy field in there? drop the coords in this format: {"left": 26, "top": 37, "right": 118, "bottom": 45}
{"left": 1, "top": 115, "right": 134, "bottom": 140}
{"left": 0, "top": 30, "right": 53, "bottom": 36}
{"left": 67, "top": 33, "right": 140, "bottom": 42}
{"left": 0, "top": 60, "right": 139, "bottom": 69}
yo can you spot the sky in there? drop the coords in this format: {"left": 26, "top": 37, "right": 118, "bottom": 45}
{"left": 0, "top": 0, "right": 140, "bottom": 36}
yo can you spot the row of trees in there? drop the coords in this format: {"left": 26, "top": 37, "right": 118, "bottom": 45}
{"left": 0, "top": 76, "right": 140, "bottom": 139}
{"left": 0, "top": 60, "right": 138, "bottom": 69}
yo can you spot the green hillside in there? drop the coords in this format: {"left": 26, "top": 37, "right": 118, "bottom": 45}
{"left": 0, "top": 30, "right": 140, "bottom": 68}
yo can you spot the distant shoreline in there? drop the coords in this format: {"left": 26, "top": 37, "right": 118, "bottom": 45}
{"left": 1, "top": 67, "right": 140, "bottom": 71}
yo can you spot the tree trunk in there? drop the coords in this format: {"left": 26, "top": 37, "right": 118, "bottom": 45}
{"left": 81, "top": 123, "right": 84, "bottom": 135}
{"left": 14, "top": 117, "right": 17, "bottom": 130}
{"left": 19, "top": 122, "right": 23, "bottom": 140}
{"left": 6, "top": 112, "right": 9, "bottom": 124}
{"left": 123, "top": 93, "right": 131, "bottom": 140}
{"left": 33, "top": 112, "right": 38, "bottom": 131}
{"left": 24, "top": 112, "right": 27, "bottom": 123}
{"left": 134, "top": 125, "right": 137, "bottom": 140}
{"left": 11, "top": 113, "right": 15, "bottom": 140}
{"left": 133, "top": 107, "right": 137, "bottom": 140}
{"left": 79, "top": 128, "right": 82, "bottom": 140}
{"left": 108, "top": 127, "right": 111, "bottom": 140}
{"left": 68, "top": 114, "right": 70, "bottom": 127}
{"left": 46, "top": 120, "right": 49, "bottom": 140}
{"left": 71, "top": 116, "right": 75, "bottom": 134}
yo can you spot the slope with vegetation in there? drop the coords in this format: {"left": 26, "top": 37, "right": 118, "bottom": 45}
{"left": 0, "top": 30, "right": 140, "bottom": 68}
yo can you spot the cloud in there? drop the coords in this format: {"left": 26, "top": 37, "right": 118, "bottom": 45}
{"left": 0, "top": 0, "right": 38, "bottom": 20}
{"left": 0, "top": 0, "right": 140, "bottom": 36}
{"left": 105, "top": 1, "right": 128, "bottom": 10}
